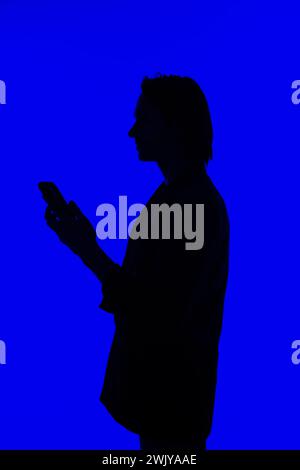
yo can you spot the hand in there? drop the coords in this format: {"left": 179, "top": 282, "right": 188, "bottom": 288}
{"left": 45, "top": 200, "right": 98, "bottom": 264}
{"left": 41, "top": 185, "right": 116, "bottom": 281}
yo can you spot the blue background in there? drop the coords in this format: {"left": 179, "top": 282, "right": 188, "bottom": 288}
{"left": 0, "top": 0, "right": 299, "bottom": 449}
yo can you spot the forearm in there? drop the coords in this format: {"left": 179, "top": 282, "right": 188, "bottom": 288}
{"left": 79, "top": 240, "right": 119, "bottom": 283}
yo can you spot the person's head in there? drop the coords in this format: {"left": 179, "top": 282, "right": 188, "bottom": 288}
{"left": 128, "top": 74, "right": 213, "bottom": 167}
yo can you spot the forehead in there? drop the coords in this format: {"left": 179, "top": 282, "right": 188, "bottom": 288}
{"left": 134, "top": 94, "right": 162, "bottom": 119}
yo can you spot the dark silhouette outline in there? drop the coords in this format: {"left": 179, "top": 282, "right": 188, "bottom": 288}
{"left": 39, "top": 74, "right": 230, "bottom": 452}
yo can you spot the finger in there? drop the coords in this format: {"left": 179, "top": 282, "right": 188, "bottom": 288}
{"left": 68, "top": 201, "right": 94, "bottom": 229}
{"left": 45, "top": 206, "right": 62, "bottom": 223}
{"left": 39, "top": 182, "right": 68, "bottom": 209}
{"left": 68, "top": 201, "right": 90, "bottom": 228}
{"left": 68, "top": 201, "right": 82, "bottom": 218}
{"left": 45, "top": 206, "right": 68, "bottom": 234}
{"left": 45, "top": 204, "right": 74, "bottom": 228}
{"left": 46, "top": 215, "right": 63, "bottom": 235}
{"left": 46, "top": 213, "right": 73, "bottom": 245}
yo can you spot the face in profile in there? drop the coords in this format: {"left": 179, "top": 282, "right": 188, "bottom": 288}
{"left": 128, "top": 94, "right": 169, "bottom": 162}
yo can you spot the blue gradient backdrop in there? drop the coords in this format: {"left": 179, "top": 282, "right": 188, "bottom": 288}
{"left": 0, "top": 0, "right": 299, "bottom": 449}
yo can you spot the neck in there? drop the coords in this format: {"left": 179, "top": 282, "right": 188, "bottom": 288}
{"left": 158, "top": 159, "right": 206, "bottom": 185}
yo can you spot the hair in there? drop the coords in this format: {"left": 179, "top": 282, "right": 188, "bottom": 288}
{"left": 141, "top": 74, "right": 213, "bottom": 164}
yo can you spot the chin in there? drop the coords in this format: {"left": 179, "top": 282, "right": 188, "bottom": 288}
{"left": 137, "top": 152, "right": 148, "bottom": 161}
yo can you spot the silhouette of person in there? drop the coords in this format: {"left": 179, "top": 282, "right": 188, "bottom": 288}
{"left": 40, "top": 74, "right": 230, "bottom": 452}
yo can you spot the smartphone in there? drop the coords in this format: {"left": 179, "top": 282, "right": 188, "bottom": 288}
{"left": 38, "top": 182, "right": 68, "bottom": 212}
